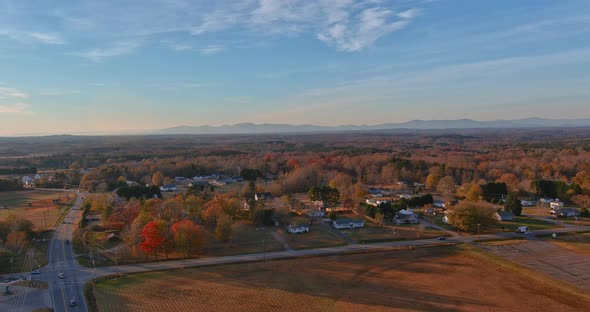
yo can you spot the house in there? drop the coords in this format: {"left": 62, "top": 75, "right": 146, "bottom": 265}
{"left": 552, "top": 207, "right": 580, "bottom": 217}
{"left": 34, "top": 174, "right": 42, "bottom": 180}
{"left": 520, "top": 200, "right": 537, "bottom": 207}
{"left": 398, "top": 193, "right": 414, "bottom": 200}
{"left": 433, "top": 200, "right": 446, "bottom": 208}
{"left": 287, "top": 224, "right": 310, "bottom": 234}
{"left": 393, "top": 209, "right": 419, "bottom": 225}
{"left": 365, "top": 199, "right": 389, "bottom": 207}
{"left": 307, "top": 210, "right": 325, "bottom": 218}
{"left": 495, "top": 211, "right": 515, "bottom": 221}
{"left": 549, "top": 201, "right": 564, "bottom": 210}
{"left": 21, "top": 176, "right": 34, "bottom": 185}
{"left": 255, "top": 192, "right": 272, "bottom": 201}
{"left": 332, "top": 218, "right": 365, "bottom": 229}
{"left": 160, "top": 184, "right": 177, "bottom": 192}
{"left": 174, "top": 177, "right": 187, "bottom": 183}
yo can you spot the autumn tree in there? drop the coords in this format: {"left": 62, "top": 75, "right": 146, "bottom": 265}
{"left": 139, "top": 220, "right": 166, "bottom": 259}
{"left": 308, "top": 186, "right": 340, "bottom": 207}
{"left": 436, "top": 176, "right": 456, "bottom": 196}
{"left": 215, "top": 213, "right": 233, "bottom": 242}
{"left": 466, "top": 183, "right": 483, "bottom": 201}
{"left": 4, "top": 231, "right": 29, "bottom": 253}
{"left": 446, "top": 201, "right": 497, "bottom": 232}
{"left": 151, "top": 171, "right": 165, "bottom": 187}
{"left": 425, "top": 173, "right": 440, "bottom": 191}
{"left": 203, "top": 196, "right": 228, "bottom": 225}
{"left": 172, "top": 219, "right": 203, "bottom": 257}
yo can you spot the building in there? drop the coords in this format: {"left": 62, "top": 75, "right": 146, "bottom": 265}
{"left": 433, "top": 200, "right": 446, "bottom": 209}
{"left": 495, "top": 211, "right": 515, "bottom": 221}
{"left": 160, "top": 184, "right": 177, "bottom": 192}
{"left": 287, "top": 224, "right": 310, "bottom": 234}
{"left": 332, "top": 218, "right": 365, "bottom": 229}
{"left": 551, "top": 207, "right": 580, "bottom": 217}
{"left": 393, "top": 209, "right": 419, "bottom": 225}
{"left": 255, "top": 192, "right": 272, "bottom": 201}
{"left": 520, "top": 200, "right": 537, "bottom": 207}
{"left": 365, "top": 199, "right": 389, "bottom": 207}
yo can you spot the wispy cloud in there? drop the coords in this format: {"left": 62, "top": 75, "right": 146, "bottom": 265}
{"left": 0, "top": 103, "right": 31, "bottom": 114}
{"left": 159, "top": 82, "right": 213, "bottom": 91}
{"left": 0, "top": 86, "right": 29, "bottom": 98}
{"left": 0, "top": 29, "right": 65, "bottom": 45}
{"left": 39, "top": 88, "right": 80, "bottom": 96}
{"left": 75, "top": 40, "right": 141, "bottom": 62}
{"left": 198, "top": 44, "right": 224, "bottom": 54}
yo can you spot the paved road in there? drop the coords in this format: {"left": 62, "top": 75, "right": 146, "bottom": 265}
{"left": 44, "top": 193, "right": 92, "bottom": 312}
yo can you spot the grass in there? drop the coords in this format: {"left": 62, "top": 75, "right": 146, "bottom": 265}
{"left": 284, "top": 223, "right": 348, "bottom": 250}
{"left": 92, "top": 245, "right": 590, "bottom": 312}
{"left": 498, "top": 216, "right": 559, "bottom": 231}
{"left": 339, "top": 222, "right": 447, "bottom": 244}
{"left": 202, "top": 222, "right": 283, "bottom": 257}
{"left": 0, "top": 190, "right": 76, "bottom": 230}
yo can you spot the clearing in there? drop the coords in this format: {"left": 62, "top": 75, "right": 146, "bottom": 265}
{"left": 92, "top": 246, "right": 590, "bottom": 312}
{"left": 0, "top": 190, "right": 74, "bottom": 230}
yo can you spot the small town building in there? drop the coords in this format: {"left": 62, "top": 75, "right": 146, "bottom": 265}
{"left": 332, "top": 218, "right": 365, "bottom": 229}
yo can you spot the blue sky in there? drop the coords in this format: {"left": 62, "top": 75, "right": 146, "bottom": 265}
{"left": 1, "top": 0, "right": 590, "bottom": 135}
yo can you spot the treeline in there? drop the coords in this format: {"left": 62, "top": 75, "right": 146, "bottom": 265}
{"left": 0, "top": 167, "right": 37, "bottom": 174}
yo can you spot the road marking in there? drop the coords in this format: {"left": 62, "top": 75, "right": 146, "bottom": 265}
{"left": 61, "top": 288, "right": 67, "bottom": 312}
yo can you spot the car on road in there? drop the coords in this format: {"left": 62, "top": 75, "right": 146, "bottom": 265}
{"left": 58, "top": 273, "right": 65, "bottom": 278}
{"left": 65, "top": 240, "right": 70, "bottom": 244}
{"left": 31, "top": 270, "right": 41, "bottom": 274}
{"left": 437, "top": 237, "right": 446, "bottom": 240}
{"left": 69, "top": 299, "right": 77, "bottom": 307}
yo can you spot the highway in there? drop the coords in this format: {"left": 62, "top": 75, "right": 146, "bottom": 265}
{"left": 44, "top": 193, "right": 92, "bottom": 312}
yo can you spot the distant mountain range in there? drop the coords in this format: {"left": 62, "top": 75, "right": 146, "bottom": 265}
{"left": 155, "top": 118, "right": 590, "bottom": 135}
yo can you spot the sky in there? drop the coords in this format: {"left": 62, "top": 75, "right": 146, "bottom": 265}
{"left": 1, "top": 0, "right": 590, "bottom": 135}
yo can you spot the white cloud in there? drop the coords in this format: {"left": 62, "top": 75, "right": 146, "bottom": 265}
{"left": 0, "top": 29, "right": 65, "bottom": 45}
{"left": 27, "top": 32, "right": 65, "bottom": 44}
{"left": 199, "top": 45, "right": 224, "bottom": 54}
{"left": 0, "top": 86, "right": 29, "bottom": 98}
{"left": 39, "top": 88, "right": 80, "bottom": 96}
{"left": 318, "top": 7, "right": 413, "bottom": 51}
{"left": 75, "top": 40, "right": 141, "bottom": 61}
{"left": 0, "top": 103, "right": 31, "bottom": 114}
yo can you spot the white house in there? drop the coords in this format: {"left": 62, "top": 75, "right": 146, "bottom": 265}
{"left": 34, "top": 174, "right": 42, "bottom": 180}
{"left": 495, "top": 211, "right": 515, "bottom": 221}
{"left": 287, "top": 224, "right": 310, "bottom": 234}
{"left": 332, "top": 218, "right": 365, "bottom": 229}
{"left": 365, "top": 199, "right": 389, "bottom": 207}
{"left": 393, "top": 209, "right": 419, "bottom": 225}
{"left": 21, "top": 176, "right": 34, "bottom": 186}
{"left": 160, "top": 184, "right": 177, "bottom": 192}
{"left": 433, "top": 200, "right": 446, "bottom": 208}
{"left": 550, "top": 201, "right": 564, "bottom": 210}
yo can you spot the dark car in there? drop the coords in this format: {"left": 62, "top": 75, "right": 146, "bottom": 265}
{"left": 70, "top": 299, "right": 77, "bottom": 307}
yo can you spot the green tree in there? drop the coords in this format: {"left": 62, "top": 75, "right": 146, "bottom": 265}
{"left": 446, "top": 201, "right": 497, "bottom": 232}
{"left": 504, "top": 193, "right": 522, "bottom": 216}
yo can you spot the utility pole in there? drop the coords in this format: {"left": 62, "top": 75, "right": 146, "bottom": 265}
{"left": 477, "top": 223, "right": 481, "bottom": 240}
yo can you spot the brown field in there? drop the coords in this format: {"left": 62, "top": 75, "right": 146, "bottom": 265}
{"left": 547, "top": 233, "right": 590, "bottom": 256}
{"left": 0, "top": 190, "right": 74, "bottom": 230}
{"left": 93, "top": 246, "right": 590, "bottom": 312}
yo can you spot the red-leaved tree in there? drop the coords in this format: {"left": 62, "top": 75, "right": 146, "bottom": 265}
{"left": 139, "top": 220, "right": 165, "bottom": 259}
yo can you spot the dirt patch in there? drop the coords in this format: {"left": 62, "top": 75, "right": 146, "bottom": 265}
{"left": 94, "top": 246, "right": 589, "bottom": 312}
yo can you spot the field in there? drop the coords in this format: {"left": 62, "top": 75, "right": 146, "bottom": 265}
{"left": 499, "top": 216, "right": 559, "bottom": 231}
{"left": 0, "top": 190, "right": 75, "bottom": 230}
{"left": 92, "top": 246, "right": 590, "bottom": 312}
{"left": 545, "top": 232, "right": 590, "bottom": 256}
{"left": 339, "top": 222, "right": 447, "bottom": 243}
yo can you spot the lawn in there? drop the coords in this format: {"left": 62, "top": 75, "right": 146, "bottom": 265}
{"left": 339, "top": 222, "right": 447, "bottom": 244}
{"left": 92, "top": 245, "right": 590, "bottom": 312}
{"left": 498, "top": 216, "right": 559, "bottom": 231}
{"left": 284, "top": 223, "right": 348, "bottom": 250}
{"left": 0, "top": 190, "right": 75, "bottom": 230}
{"left": 202, "top": 221, "right": 283, "bottom": 257}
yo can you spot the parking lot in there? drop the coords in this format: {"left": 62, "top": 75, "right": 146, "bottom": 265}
{"left": 482, "top": 240, "right": 590, "bottom": 291}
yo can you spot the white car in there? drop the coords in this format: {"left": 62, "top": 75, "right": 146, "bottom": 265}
{"left": 57, "top": 273, "right": 65, "bottom": 278}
